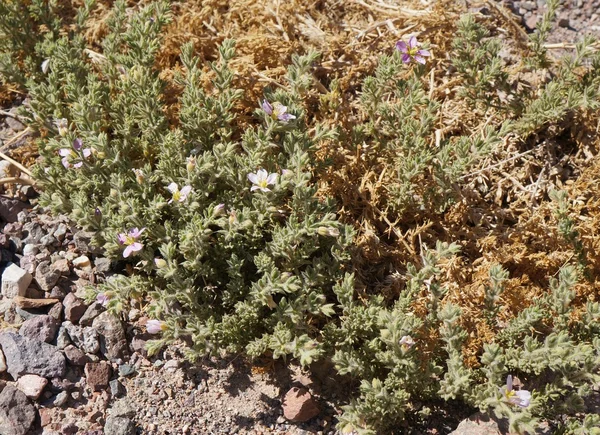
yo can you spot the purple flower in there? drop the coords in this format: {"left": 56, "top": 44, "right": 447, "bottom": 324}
{"left": 395, "top": 36, "right": 431, "bottom": 64}
{"left": 117, "top": 227, "right": 146, "bottom": 258}
{"left": 399, "top": 335, "right": 415, "bottom": 350}
{"left": 146, "top": 319, "right": 165, "bottom": 334}
{"left": 500, "top": 375, "right": 531, "bottom": 408}
{"left": 167, "top": 183, "right": 192, "bottom": 204}
{"left": 248, "top": 169, "right": 277, "bottom": 192}
{"left": 261, "top": 99, "right": 296, "bottom": 122}
{"left": 96, "top": 293, "right": 109, "bottom": 307}
{"left": 59, "top": 138, "right": 91, "bottom": 169}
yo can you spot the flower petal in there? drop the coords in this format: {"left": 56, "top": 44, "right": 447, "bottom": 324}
{"left": 402, "top": 54, "right": 412, "bottom": 64}
{"left": 261, "top": 99, "right": 273, "bottom": 115}
{"left": 506, "top": 375, "right": 513, "bottom": 392}
{"left": 59, "top": 149, "right": 71, "bottom": 157}
{"left": 73, "top": 138, "right": 83, "bottom": 150}
{"left": 123, "top": 245, "right": 133, "bottom": 258}
{"left": 250, "top": 185, "right": 260, "bottom": 192}
{"left": 395, "top": 41, "right": 408, "bottom": 53}
{"left": 408, "top": 36, "right": 418, "bottom": 49}
{"left": 418, "top": 49, "right": 430, "bottom": 57}
{"left": 180, "top": 185, "right": 192, "bottom": 197}
{"left": 247, "top": 173, "right": 258, "bottom": 184}
{"left": 414, "top": 55, "right": 426, "bottom": 65}
{"left": 167, "top": 182, "right": 178, "bottom": 194}
{"left": 117, "top": 233, "right": 127, "bottom": 244}
{"left": 82, "top": 148, "right": 92, "bottom": 158}
{"left": 73, "top": 161, "right": 84, "bottom": 169}
{"left": 514, "top": 390, "right": 531, "bottom": 408}
{"left": 266, "top": 173, "right": 278, "bottom": 185}
{"left": 129, "top": 242, "right": 143, "bottom": 252}
{"left": 61, "top": 157, "right": 70, "bottom": 169}
{"left": 146, "top": 319, "right": 163, "bottom": 334}
{"left": 257, "top": 169, "right": 268, "bottom": 180}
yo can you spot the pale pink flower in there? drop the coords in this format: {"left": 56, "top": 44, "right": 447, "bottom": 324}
{"left": 399, "top": 335, "right": 415, "bottom": 350}
{"left": 396, "top": 36, "right": 431, "bottom": 64}
{"left": 167, "top": 183, "right": 192, "bottom": 204}
{"left": 248, "top": 169, "right": 277, "bottom": 192}
{"left": 261, "top": 99, "right": 296, "bottom": 122}
{"left": 500, "top": 375, "right": 531, "bottom": 408}
{"left": 59, "top": 138, "right": 91, "bottom": 169}
{"left": 117, "top": 227, "right": 145, "bottom": 258}
{"left": 96, "top": 293, "right": 109, "bottom": 307}
{"left": 146, "top": 319, "right": 165, "bottom": 334}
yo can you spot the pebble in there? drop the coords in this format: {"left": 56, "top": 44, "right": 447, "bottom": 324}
{"left": 0, "top": 385, "right": 36, "bottom": 435}
{"left": 63, "top": 293, "right": 88, "bottom": 323}
{"left": 1, "top": 263, "right": 32, "bottom": 298}
{"left": 73, "top": 255, "right": 91, "bottom": 268}
{"left": 35, "top": 260, "right": 61, "bottom": 291}
{"left": 53, "top": 390, "right": 69, "bottom": 407}
{"left": 0, "top": 331, "right": 66, "bottom": 379}
{"left": 16, "top": 374, "right": 48, "bottom": 399}
{"left": 85, "top": 361, "right": 112, "bottom": 391}
{"left": 0, "top": 349, "right": 6, "bottom": 372}
{"left": 19, "top": 314, "right": 60, "bottom": 343}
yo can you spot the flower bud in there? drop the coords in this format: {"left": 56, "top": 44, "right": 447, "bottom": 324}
{"left": 154, "top": 258, "right": 167, "bottom": 269}
{"left": 132, "top": 168, "right": 144, "bottom": 184}
{"left": 212, "top": 203, "right": 226, "bottom": 217}
{"left": 186, "top": 156, "right": 196, "bottom": 172}
{"left": 317, "top": 226, "right": 340, "bottom": 237}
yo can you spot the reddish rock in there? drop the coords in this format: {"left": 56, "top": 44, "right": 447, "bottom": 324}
{"left": 64, "top": 345, "right": 88, "bottom": 366}
{"left": 63, "top": 293, "right": 87, "bottom": 323}
{"left": 39, "top": 408, "right": 53, "bottom": 427}
{"left": 85, "top": 362, "right": 112, "bottom": 391}
{"left": 13, "top": 296, "right": 59, "bottom": 309}
{"left": 282, "top": 387, "right": 319, "bottom": 422}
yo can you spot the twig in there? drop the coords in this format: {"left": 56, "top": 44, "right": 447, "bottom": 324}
{"left": 0, "top": 150, "right": 33, "bottom": 177}
{"left": 0, "top": 109, "right": 24, "bottom": 122}
{"left": 529, "top": 167, "right": 545, "bottom": 208}
{"left": 459, "top": 147, "right": 538, "bottom": 180}
{"left": 0, "top": 177, "right": 35, "bottom": 186}
{"left": 3, "top": 127, "right": 32, "bottom": 149}
{"left": 544, "top": 42, "right": 600, "bottom": 50}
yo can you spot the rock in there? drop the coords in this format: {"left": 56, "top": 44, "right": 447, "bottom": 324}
{"left": 39, "top": 234, "right": 56, "bottom": 247}
{"left": 55, "top": 326, "right": 71, "bottom": 350}
{"left": 63, "top": 322, "right": 100, "bottom": 354}
{"left": 74, "top": 231, "right": 102, "bottom": 254}
{"left": 39, "top": 407, "right": 53, "bottom": 426}
{"left": 110, "top": 398, "right": 136, "bottom": 418}
{"left": 1, "top": 263, "right": 32, "bottom": 298}
{"left": 47, "top": 302, "right": 63, "bottom": 321}
{"left": 85, "top": 362, "right": 112, "bottom": 391}
{"left": 22, "top": 222, "right": 44, "bottom": 244}
{"left": 525, "top": 14, "right": 539, "bottom": 30}
{"left": 0, "top": 331, "right": 66, "bottom": 379}
{"left": 5, "top": 108, "right": 24, "bottom": 131}
{"left": 52, "top": 258, "right": 70, "bottom": 275}
{"left": 104, "top": 416, "right": 136, "bottom": 435}
{"left": 95, "top": 257, "right": 112, "bottom": 274}
{"left": 163, "top": 359, "right": 179, "bottom": 371}
{"left": 63, "top": 293, "right": 88, "bottom": 323}
{"left": 13, "top": 295, "right": 59, "bottom": 308}
{"left": 118, "top": 364, "right": 135, "bottom": 377}
{"left": 79, "top": 302, "right": 104, "bottom": 326}
{"left": 0, "top": 161, "right": 15, "bottom": 179}
{"left": 282, "top": 387, "right": 320, "bottom": 422}
{"left": 35, "top": 261, "right": 61, "bottom": 291}
{"left": 63, "top": 345, "right": 88, "bottom": 366}
{"left": 0, "top": 385, "right": 36, "bottom": 435}
{"left": 22, "top": 243, "right": 38, "bottom": 256}
{"left": 130, "top": 334, "right": 150, "bottom": 357}
{"left": 449, "top": 412, "right": 507, "bottom": 435}
{"left": 16, "top": 374, "right": 48, "bottom": 399}
{"left": 73, "top": 255, "right": 91, "bottom": 268}
{"left": 109, "top": 379, "right": 126, "bottom": 398}
{"left": 49, "top": 285, "right": 67, "bottom": 300}
{"left": 19, "top": 315, "right": 59, "bottom": 343}
{"left": 0, "top": 196, "right": 29, "bottom": 223}
{"left": 0, "top": 349, "right": 6, "bottom": 373}
{"left": 53, "top": 390, "right": 69, "bottom": 407}
{"left": 93, "top": 312, "right": 128, "bottom": 361}
{"left": 25, "top": 286, "right": 44, "bottom": 299}
{"left": 18, "top": 254, "right": 36, "bottom": 274}
{"left": 558, "top": 17, "right": 570, "bottom": 28}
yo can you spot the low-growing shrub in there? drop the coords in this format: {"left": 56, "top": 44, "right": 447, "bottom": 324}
{"left": 1, "top": 1, "right": 600, "bottom": 433}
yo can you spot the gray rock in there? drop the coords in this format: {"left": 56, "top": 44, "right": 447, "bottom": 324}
{"left": 55, "top": 326, "right": 71, "bottom": 350}
{"left": 74, "top": 230, "right": 102, "bottom": 255}
{"left": 53, "top": 390, "right": 69, "bottom": 407}
{"left": 63, "top": 293, "right": 87, "bottom": 323}
{"left": 63, "top": 322, "right": 100, "bottom": 354}
{"left": 0, "top": 348, "right": 6, "bottom": 372}
{"left": 79, "top": 302, "right": 104, "bottom": 326}
{"left": 110, "top": 398, "right": 136, "bottom": 418}
{"left": 95, "top": 257, "right": 112, "bottom": 274}
{"left": 1, "top": 263, "right": 32, "bottom": 298}
{"left": 35, "top": 261, "right": 61, "bottom": 291}
{"left": 63, "top": 345, "right": 88, "bottom": 366}
{"left": 109, "top": 379, "right": 126, "bottom": 398}
{"left": 450, "top": 412, "right": 507, "bottom": 435}
{"left": 53, "top": 223, "right": 68, "bottom": 241}
{"left": 92, "top": 311, "right": 128, "bottom": 361}
{"left": 22, "top": 222, "right": 44, "bottom": 245}
{"left": 0, "top": 196, "right": 29, "bottom": 223}
{"left": 18, "top": 254, "right": 37, "bottom": 275}
{"left": 5, "top": 108, "right": 25, "bottom": 131}
{"left": 104, "top": 416, "right": 136, "bottom": 435}
{"left": 0, "top": 385, "right": 36, "bottom": 435}
{"left": 47, "top": 302, "right": 63, "bottom": 321}
{"left": 22, "top": 244, "right": 38, "bottom": 256}
{"left": 19, "top": 315, "right": 59, "bottom": 343}
{"left": 39, "top": 234, "right": 56, "bottom": 247}
{"left": 0, "top": 331, "right": 66, "bottom": 379}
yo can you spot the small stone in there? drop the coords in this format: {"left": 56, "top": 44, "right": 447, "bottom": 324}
{"left": 449, "top": 412, "right": 506, "bottom": 435}
{"left": 73, "top": 255, "right": 91, "bottom": 268}
{"left": 105, "top": 416, "right": 136, "bottom": 435}
{"left": 63, "top": 322, "right": 100, "bottom": 354}
{"left": 558, "top": 17, "right": 570, "bottom": 28}
{"left": 47, "top": 302, "right": 63, "bottom": 321}
{"left": 0, "top": 349, "right": 6, "bottom": 373}
{"left": 109, "top": 379, "right": 126, "bottom": 398}
{"left": 110, "top": 398, "right": 136, "bottom": 418}
{"left": 22, "top": 244, "right": 38, "bottom": 256}
{"left": 282, "top": 387, "right": 320, "bottom": 422}
{"left": 52, "top": 258, "right": 70, "bottom": 275}
{"left": 0, "top": 385, "right": 36, "bottom": 435}
{"left": 25, "top": 287, "right": 44, "bottom": 299}
{"left": 92, "top": 311, "right": 128, "bottom": 361}
{"left": 74, "top": 231, "right": 102, "bottom": 254}
{"left": 85, "top": 361, "right": 112, "bottom": 391}
{"left": 35, "top": 261, "right": 61, "bottom": 291}
{"left": 53, "top": 223, "right": 68, "bottom": 241}
{"left": 55, "top": 326, "right": 71, "bottom": 350}
{"left": 39, "top": 407, "right": 53, "bottom": 426}
{"left": 0, "top": 331, "right": 66, "bottom": 379}
{"left": 49, "top": 285, "right": 67, "bottom": 300}
{"left": 118, "top": 364, "right": 136, "bottom": 377}
{"left": 22, "top": 222, "right": 44, "bottom": 245}
{"left": 525, "top": 14, "right": 539, "bottom": 30}
{"left": 94, "top": 257, "right": 112, "bottom": 273}
{"left": 130, "top": 334, "right": 149, "bottom": 357}
{"left": 16, "top": 374, "right": 48, "bottom": 399}
{"left": 53, "top": 390, "right": 69, "bottom": 407}
{"left": 1, "top": 263, "right": 32, "bottom": 298}
{"left": 79, "top": 302, "right": 104, "bottom": 326}
{"left": 39, "top": 234, "right": 56, "bottom": 247}
{"left": 13, "top": 295, "right": 59, "bottom": 308}
{"left": 0, "top": 196, "right": 29, "bottom": 223}
{"left": 18, "top": 254, "right": 36, "bottom": 275}
{"left": 163, "top": 359, "right": 179, "bottom": 371}
{"left": 19, "top": 314, "right": 59, "bottom": 343}
{"left": 63, "top": 293, "right": 88, "bottom": 323}
{"left": 64, "top": 345, "right": 88, "bottom": 366}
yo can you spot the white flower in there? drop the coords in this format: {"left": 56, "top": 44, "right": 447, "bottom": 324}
{"left": 167, "top": 183, "right": 192, "bottom": 203}
{"left": 248, "top": 169, "right": 277, "bottom": 192}
{"left": 500, "top": 375, "right": 531, "bottom": 408}
{"left": 146, "top": 319, "right": 165, "bottom": 334}
{"left": 41, "top": 59, "right": 50, "bottom": 74}
{"left": 399, "top": 335, "right": 415, "bottom": 350}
